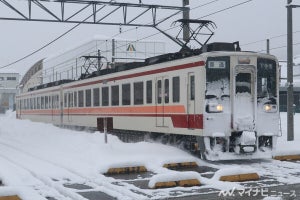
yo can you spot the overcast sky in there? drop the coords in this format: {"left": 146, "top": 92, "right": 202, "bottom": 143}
{"left": 0, "top": 0, "right": 300, "bottom": 76}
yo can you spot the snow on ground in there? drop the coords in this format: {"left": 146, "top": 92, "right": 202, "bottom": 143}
{"left": 0, "top": 111, "right": 300, "bottom": 199}
{"left": 275, "top": 113, "right": 300, "bottom": 156}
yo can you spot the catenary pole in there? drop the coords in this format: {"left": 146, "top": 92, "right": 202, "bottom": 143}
{"left": 182, "top": 0, "right": 190, "bottom": 42}
{"left": 287, "top": 0, "right": 294, "bottom": 141}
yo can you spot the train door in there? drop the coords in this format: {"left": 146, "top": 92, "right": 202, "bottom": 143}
{"left": 156, "top": 77, "right": 169, "bottom": 127}
{"left": 187, "top": 73, "right": 196, "bottom": 129}
{"left": 232, "top": 66, "right": 256, "bottom": 131}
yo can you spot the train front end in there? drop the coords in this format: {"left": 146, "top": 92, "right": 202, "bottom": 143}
{"left": 202, "top": 52, "right": 279, "bottom": 160}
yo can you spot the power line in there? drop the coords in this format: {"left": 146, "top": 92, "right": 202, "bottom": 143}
{"left": 258, "top": 42, "right": 300, "bottom": 52}
{"left": 242, "top": 30, "right": 300, "bottom": 46}
{"left": 196, "top": 0, "right": 254, "bottom": 19}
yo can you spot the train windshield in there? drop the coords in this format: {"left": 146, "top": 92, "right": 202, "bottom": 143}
{"left": 206, "top": 56, "right": 230, "bottom": 99}
{"left": 257, "top": 58, "right": 277, "bottom": 98}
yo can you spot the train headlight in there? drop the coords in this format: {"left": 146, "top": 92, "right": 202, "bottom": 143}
{"left": 263, "top": 104, "right": 277, "bottom": 113}
{"left": 207, "top": 103, "right": 223, "bottom": 113}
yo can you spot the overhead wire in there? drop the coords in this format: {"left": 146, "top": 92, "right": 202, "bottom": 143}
{"left": 40, "top": 0, "right": 256, "bottom": 78}
{"left": 1, "top": 0, "right": 253, "bottom": 70}
{"left": 0, "top": 0, "right": 114, "bottom": 69}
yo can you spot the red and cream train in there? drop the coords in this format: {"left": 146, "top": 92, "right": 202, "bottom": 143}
{"left": 16, "top": 42, "right": 280, "bottom": 160}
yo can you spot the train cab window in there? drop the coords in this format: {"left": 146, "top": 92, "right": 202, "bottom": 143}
{"left": 78, "top": 90, "right": 84, "bottom": 107}
{"left": 257, "top": 58, "right": 277, "bottom": 99}
{"left": 93, "top": 88, "right": 100, "bottom": 107}
{"left": 134, "top": 82, "right": 144, "bottom": 105}
{"left": 146, "top": 80, "right": 152, "bottom": 104}
{"left": 236, "top": 73, "right": 251, "bottom": 94}
{"left": 173, "top": 77, "right": 180, "bottom": 103}
{"left": 122, "top": 84, "right": 131, "bottom": 105}
{"left": 111, "top": 86, "right": 119, "bottom": 106}
{"left": 157, "top": 80, "right": 162, "bottom": 104}
{"left": 102, "top": 87, "right": 109, "bottom": 106}
{"left": 190, "top": 76, "right": 195, "bottom": 100}
{"left": 74, "top": 92, "right": 77, "bottom": 107}
{"left": 68, "top": 93, "right": 73, "bottom": 107}
{"left": 165, "top": 79, "right": 169, "bottom": 104}
{"left": 85, "top": 89, "right": 92, "bottom": 107}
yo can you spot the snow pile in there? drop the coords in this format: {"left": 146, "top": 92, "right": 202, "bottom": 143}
{"left": 0, "top": 187, "right": 46, "bottom": 200}
{"left": 148, "top": 171, "right": 201, "bottom": 188}
{"left": 211, "top": 166, "right": 258, "bottom": 181}
{"left": 0, "top": 111, "right": 196, "bottom": 176}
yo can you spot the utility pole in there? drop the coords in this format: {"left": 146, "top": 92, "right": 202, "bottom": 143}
{"left": 287, "top": 0, "right": 294, "bottom": 141}
{"left": 266, "top": 39, "right": 270, "bottom": 54}
{"left": 182, "top": 0, "right": 190, "bottom": 42}
{"left": 112, "top": 39, "right": 115, "bottom": 68}
{"left": 97, "top": 50, "right": 101, "bottom": 70}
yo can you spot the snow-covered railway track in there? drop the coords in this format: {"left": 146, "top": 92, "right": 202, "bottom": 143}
{"left": 0, "top": 139, "right": 147, "bottom": 200}
{"left": 0, "top": 142, "right": 85, "bottom": 200}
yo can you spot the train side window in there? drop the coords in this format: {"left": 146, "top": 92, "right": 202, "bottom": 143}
{"left": 78, "top": 90, "right": 84, "bottom": 107}
{"left": 29, "top": 98, "right": 32, "bottom": 109}
{"left": 37, "top": 97, "right": 41, "bottom": 109}
{"left": 51, "top": 96, "right": 54, "bottom": 109}
{"left": 74, "top": 92, "right": 77, "bottom": 107}
{"left": 93, "top": 88, "right": 100, "bottom": 107}
{"left": 56, "top": 95, "right": 59, "bottom": 109}
{"left": 33, "top": 98, "right": 36, "bottom": 109}
{"left": 122, "top": 83, "right": 131, "bottom": 105}
{"left": 146, "top": 80, "right": 152, "bottom": 104}
{"left": 173, "top": 76, "right": 180, "bottom": 103}
{"left": 41, "top": 96, "right": 45, "bottom": 109}
{"left": 45, "top": 96, "right": 49, "bottom": 109}
{"left": 102, "top": 87, "right": 109, "bottom": 106}
{"left": 86, "top": 89, "right": 92, "bottom": 107}
{"left": 165, "top": 79, "right": 169, "bottom": 104}
{"left": 111, "top": 85, "right": 119, "bottom": 106}
{"left": 52, "top": 95, "right": 56, "bottom": 109}
{"left": 134, "top": 82, "right": 144, "bottom": 105}
{"left": 190, "top": 75, "right": 195, "bottom": 100}
{"left": 68, "top": 93, "right": 73, "bottom": 107}
{"left": 157, "top": 80, "right": 162, "bottom": 104}
{"left": 48, "top": 96, "right": 51, "bottom": 109}
{"left": 64, "top": 93, "right": 68, "bottom": 108}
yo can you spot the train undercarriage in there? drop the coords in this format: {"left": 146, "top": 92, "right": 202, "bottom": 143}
{"left": 105, "top": 128, "right": 275, "bottom": 161}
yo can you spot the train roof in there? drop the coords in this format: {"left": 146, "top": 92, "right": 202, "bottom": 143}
{"left": 27, "top": 41, "right": 272, "bottom": 92}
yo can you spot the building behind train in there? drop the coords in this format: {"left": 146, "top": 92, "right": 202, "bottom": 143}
{"left": 0, "top": 70, "right": 19, "bottom": 113}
